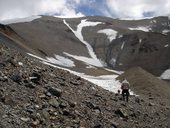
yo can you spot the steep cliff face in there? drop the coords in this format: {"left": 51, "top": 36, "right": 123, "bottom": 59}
{"left": 107, "top": 32, "right": 170, "bottom": 75}
{"left": 0, "top": 16, "right": 170, "bottom": 76}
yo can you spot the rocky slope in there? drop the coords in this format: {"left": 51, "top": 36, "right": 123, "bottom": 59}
{"left": 117, "top": 67, "right": 170, "bottom": 105}
{"left": 0, "top": 42, "right": 170, "bottom": 128}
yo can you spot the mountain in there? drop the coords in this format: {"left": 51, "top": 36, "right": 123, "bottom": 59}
{"left": 0, "top": 15, "right": 170, "bottom": 127}
{"left": 0, "top": 16, "right": 170, "bottom": 77}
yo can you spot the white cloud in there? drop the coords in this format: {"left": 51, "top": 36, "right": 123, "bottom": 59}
{"left": 0, "top": 0, "right": 83, "bottom": 21}
{"left": 0, "top": 0, "right": 170, "bottom": 21}
{"left": 105, "top": 0, "right": 170, "bottom": 19}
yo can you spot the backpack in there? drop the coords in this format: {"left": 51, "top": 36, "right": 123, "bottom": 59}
{"left": 121, "top": 83, "right": 129, "bottom": 90}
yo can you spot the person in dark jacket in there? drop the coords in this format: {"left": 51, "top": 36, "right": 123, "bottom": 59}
{"left": 121, "top": 79, "right": 130, "bottom": 102}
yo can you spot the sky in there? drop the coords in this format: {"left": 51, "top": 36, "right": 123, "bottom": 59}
{"left": 0, "top": 0, "right": 170, "bottom": 21}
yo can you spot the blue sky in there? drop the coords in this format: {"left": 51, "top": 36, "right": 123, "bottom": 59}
{"left": 0, "top": 0, "right": 170, "bottom": 21}
{"left": 76, "top": 0, "right": 106, "bottom": 16}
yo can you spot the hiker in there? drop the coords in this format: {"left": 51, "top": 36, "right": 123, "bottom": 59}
{"left": 121, "top": 79, "right": 130, "bottom": 102}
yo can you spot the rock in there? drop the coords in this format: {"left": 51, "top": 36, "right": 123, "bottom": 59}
{"left": 26, "top": 108, "right": 34, "bottom": 114}
{"left": 59, "top": 82, "right": 67, "bottom": 86}
{"left": 31, "top": 119, "right": 40, "bottom": 126}
{"left": 109, "top": 120, "right": 119, "bottom": 128}
{"left": 62, "top": 109, "right": 70, "bottom": 116}
{"left": 18, "top": 62, "right": 23, "bottom": 66}
{"left": 93, "top": 122, "right": 103, "bottom": 128}
{"left": 24, "top": 82, "right": 36, "bottom": 89}
{"left": 149, "top": 102, "right": 155, "bottom": 106}
{"left": 20, "top": 117, "right": 30, "bottom": 122}
{"left": 30, "top": 72, "right": 41, "bottom": 84}
{"left": 149, "top": 97, "right": 154, "bottom": 100}
{"left": 70, "top": 81, "right": 80, "bottom": 86}
{"left": 39, "top": 94, "right": 47, "bottom": 99}
{"left": 94, "top": 109, "right": 101, "bottom": 115}
{"left": 115, "top": 108, "right": 128, "bottom": 118}
{"left": 76, "top": 77, "right": 81, "bottom": 80}
{"left": 10, "top": 74, "right": 22, "bottom": 84}
{"left": 0, "top": 76, "right": 8, "bottom": 82}
{"left": 42, "top": 102, "right": 49, "bottom": 108}
{"left": 135, "top": 97, "right": 140, "bottom": 104}
{"left": 59, "top": 100, "right": 68, "bottom": 108}
{"left": 46, "top": 92, "right": 52, "bottom": 97}
{"left": 72, "top": 119, "right": 80, "bottom": 124}
{"left": 1, "top": 95, "right": 15, "bottom": 106}
{"left": 48, "top": 87, "right": 62, "bottom": 97}
{"left": 7, "top": 58, "right": 18, "bottom": 67}
{"left": 74, "top": 110, "right": 83, "bottom": 117}
{"left": 0, "top": 62, "right": 5, "bottom": 68}
{"left": 85, "top": 101, "right": 99, "bottom": 110}
{"left": 69, "top": 101, "right": 77, "bottom": 108}
{"left": 49, "top": 98, "right": 59, "bottom": 108}
{"left": 42, "top": 109, "right": 50, "bottom": 119}
{"left": 129, "top": 112, "right": 137, "bottom": 118}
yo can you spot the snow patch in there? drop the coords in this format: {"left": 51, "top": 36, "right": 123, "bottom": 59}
{"left": 64, "top": 52, "right": 103, "bottom": 67}
{"left": 110, "top": 58, "right": 117, "bottom": 67}
{"left": 97, "top": 29, "right": 118, "bottom": 42}
{"left": 63, "top": 19, "right": 103, "bottom": 67}
{"left": 86, "top": 65, "right": 97, "bottom": 69}
{"left": 118, "top": 35, "right": 123, "bottom": 38}
{"left": 46, "top": 55, "right": 75, "bottom": 67}
{"left": 28, "top": 53, "right": 75, "bottom": 67}
{"left": 129, "top": 26, "right": 151, "bottom": 32}
{"left": 84, "top": 75, "right": 122, "bottom": 92}
{"left": 0, "top": 16, "right": 42, "bottom": 25}
{"left": 104, "top": 68, "right": 123, "bottom": 75}
{"left": 18, "top": 62, "right": 23, "bottom": 66}
{"left": 162, "top": 23, "right": 168, "bottom": 26}
{"left": 121, "top": 41, "right": 125, "bottom": 50}
{"left": 139, "top": 39, "right": 142, "bottom": 43}
{"left": 150, "top": 20, "right": 157, "bottom": 23}
{"left": 160, "top": 69, "right": 170, "bottom": 80}
{"left": 164, "top": 44, "right": 169, "bottom": 47}
{"left": 139, "top": 39, "right": 142, "bottom": 46}
{"left": 27, "top": 53, "right": 126, "bottom": 93}
{"left": 119, "top": 63, "right": 123, "bottom": 66}
{"left": 162, "top": 29, "right": 170, "bottom": 35}
{"left": 82, "top": 74, "right": 134, "bottom": 95}
{"left": 27, "top": 53, "right": 47, "bottom": 61}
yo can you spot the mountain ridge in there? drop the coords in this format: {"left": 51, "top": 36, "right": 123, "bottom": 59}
{"left": 0, "top": 15, "right": 170, "bottom": 127}
{"left": 0, "top": 15, "right": 170, "bottom": 77}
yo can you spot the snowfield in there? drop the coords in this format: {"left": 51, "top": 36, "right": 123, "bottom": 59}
{"left": 129, "top": 26, "right": 151, "bottom": 32}
{"left": 63, "top": 19, "right": 104, "bottom": 67}
{"left": 161, "top": 69, "right": 170, "bottom": 80}
{"left": 162, "top": 29, "right": 170, "bottom": 35}
{"left": 46, "top": 55, "right": 75, "bottom": 67}
{"left": 97, "top": 29, "right": 118, "bottom": 42}
{"left": 64, "top": 52, "right": 105, "bottom": 67}
{"left": 27, "top": 53, "right": 128, "bottom": 94}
